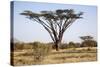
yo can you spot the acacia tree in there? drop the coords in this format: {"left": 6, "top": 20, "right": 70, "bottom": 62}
{"left": 80, "top": 36, "right": 93, "bottom": 41}
{"left": 20, "top": 9, "right": 83, "bottom": 51}
{"left": 80, "top": 36, "right": 97, "bottom": 47}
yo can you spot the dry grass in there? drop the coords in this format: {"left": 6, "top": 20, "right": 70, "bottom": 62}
{"left": 12, "top": 47, "right": 97, "bottom": 66}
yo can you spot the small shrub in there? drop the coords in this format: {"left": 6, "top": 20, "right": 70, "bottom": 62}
{"left": 32, "top": 42, "right": 52, "bottom": 63}
{"left": 87, "top": 47, "right": 91, "bottom": 51}
{"left": 59, "top": 43, "right": 68, "bottom": 49}
{"left": 14, "top": 43, "right": 24, "bottom": 50}
{"left": 23, "top": 43, "right": 33, "bottom": 49}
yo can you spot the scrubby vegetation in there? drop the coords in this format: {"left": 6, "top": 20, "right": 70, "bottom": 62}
{"left": 11, "top": 37, "right": 97, "bottom": 66}
{"left": 32, "top": 42, "right": 52, "bottom": 64}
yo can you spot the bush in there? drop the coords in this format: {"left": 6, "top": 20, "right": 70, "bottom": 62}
{"left": 59, "top": 43, "right": 68, "bottom": 49}
{"left": 81, "top": 40, "right": 97, "bottom": 47}
{"left": 14, "top": 43, "right": 24, "bottom": 50}
{"left": 32, "top": 42, "right": 52, "bottom": 63}
{"left": 67, "top": 42, "right": 76, "bottom": 48}
{"left": 23, "top": 43, "right": 33, "bottom": 49}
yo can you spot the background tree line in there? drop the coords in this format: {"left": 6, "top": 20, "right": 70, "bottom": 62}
{"left": 12, "top": 36, "right": 97, "bottom": 64}
{"left": 13, "top": 36, "right": 97, "bottom": 50}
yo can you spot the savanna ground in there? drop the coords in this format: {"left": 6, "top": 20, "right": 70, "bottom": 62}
{"left": 11, "top": 46, "right": 97, "bottom": 66}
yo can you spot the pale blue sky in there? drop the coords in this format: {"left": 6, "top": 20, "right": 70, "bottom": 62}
{"left": 13, "top": 1, "right": 97, "bottom": 43}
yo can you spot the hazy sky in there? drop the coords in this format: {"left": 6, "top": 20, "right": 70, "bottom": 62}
{"left": 12, "top": 1, "right": 97, "bottom": 43}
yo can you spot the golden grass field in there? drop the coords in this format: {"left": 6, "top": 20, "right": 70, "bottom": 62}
{"left": 12, "top": 47, "right": 97, "bottom": 66}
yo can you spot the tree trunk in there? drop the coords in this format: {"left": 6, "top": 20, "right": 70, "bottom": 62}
{"left": 55, "top": 40, "right": 61, "bottom": 51}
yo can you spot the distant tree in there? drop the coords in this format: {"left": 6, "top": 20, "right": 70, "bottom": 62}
{"left": 75, "top": 43, "right": 81, "bottom": 48}
{"left": 80, "top": 36, "right": 97, "bottom": 47}
{"left": 80, "top": 36, "right": 93, "bottom": 41}
{"left": 68, "top": 41, "right": 76, "bottom": 48}
{"left": 20, "top": 9, "right": 83, "bottom": 51}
